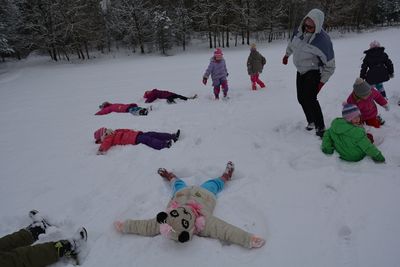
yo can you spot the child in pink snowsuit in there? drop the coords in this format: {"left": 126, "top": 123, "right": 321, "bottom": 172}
{"left": 346, "top": 78, "right": 389, "bottom": 128}
{"left": 202, "top": 48, "right": 229, "bottom": 99}
{"left": 95, "top": 102, "right": 149, "bottom": 116}
{"left": 94, "top": 128, "right": 180, "bottom": 154}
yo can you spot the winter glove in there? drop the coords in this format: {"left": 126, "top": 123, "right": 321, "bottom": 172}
{"left": 250, "top": 236, "right": 265, "bottom": 248}
{"left": 282, "top": 55, "right": 288, "bottom": 65}
{"left": 322, "top": 147, "right": 334, "bottom": 155}
{"left": 226, "top": 72, "right": 229, "bottom": 77}
{"left": 389, "top": 73, "right": 394, "bottom": 79}
{"left": 372, "top": 152, "right": 385, "bottom": 163}
{"left": 202, "top": 77, "right": 207, "bottom": 85}
{"left": 384, "top": 105, "right": 390, "bottom": 111}
{"left": 317, "top": 82, "right": 325, "bottom": 93}
{"left": 114, "top": 221, "right": 124, "bottom": 233}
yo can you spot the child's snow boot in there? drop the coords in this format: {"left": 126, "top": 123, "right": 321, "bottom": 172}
{"left": 157, "top": 168, "right": 176, "bottom": 181}
{"left": 173, "top": 129, "right": 180, "bottom": 142}
{"left": 139, "top": 108, "right": 148, "bottom": 116}
{"left": 252, "top": 83, "right": 257, "bottom": 90}
{"left": 54, "top": 227, "right": 87, "bottom": 261}
{"left": 221, "top": 161, "right": 235, "bottom": 182}
{"left": 377, "top": 115, "right": 385, "bottom": 125}
{"left": 26, "top": 210, "right": 51, "bottom": 241}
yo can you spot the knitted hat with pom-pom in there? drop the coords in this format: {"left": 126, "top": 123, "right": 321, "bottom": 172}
{"left": 342, "top": 103, "right": 361, "bottom": 122}
{"left": 353, "top": 78, "right": 371, "bottom": 98}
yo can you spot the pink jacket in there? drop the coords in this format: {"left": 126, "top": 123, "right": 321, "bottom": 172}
{"left": 95, "top": 103, "right": 137, "bottom": 115}
{"left": 347, "top": 88, "right": 387, "bottom": 120}
{"left": 98, "top": 129, "right": 142, "bottom": 152}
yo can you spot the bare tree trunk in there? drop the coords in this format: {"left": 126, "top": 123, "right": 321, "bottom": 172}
{"left": 85, "top": 42, "right": 90, "bottom": 59}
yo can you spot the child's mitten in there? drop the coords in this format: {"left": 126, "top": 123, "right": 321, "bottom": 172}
{"left": 250, "top": 236, "right": 265, "bottom": 248}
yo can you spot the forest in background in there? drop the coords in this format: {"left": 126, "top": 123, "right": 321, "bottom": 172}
{"left": 1, "top": 0, "right": 399, "bottom": 61}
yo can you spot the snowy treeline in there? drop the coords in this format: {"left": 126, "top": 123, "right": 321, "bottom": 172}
{"left": 1, "top": 0, "right": 400, "bottom": 60}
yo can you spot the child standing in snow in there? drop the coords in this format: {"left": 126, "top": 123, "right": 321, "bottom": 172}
{"left": 94, "top": 127, "right": 180, "bottom": 154}
{"left": 247, "top": 43, "right": 266, "bottom": 90}
{"left": 202, "top": 48, "right": 229, "bottom": 99}
{"left": 321, "top": 103, "right": 385, "bottom": 163}
{"left": 143, "top": 89, "right": 197, "bottom": 104}
{"left": 114, "top": 161, "right": 266, "bottom": 248}
{"left": 347, "top": 78, "right": 389, "bottom": 128}
{"left": 95, "top": 102, "right": 150, "bottom": 116}
{"left": 0, "top": 210, "right": 87, "bottom": 267}
{"left": 360, "top": 40, "right": 394, "bottom": 99}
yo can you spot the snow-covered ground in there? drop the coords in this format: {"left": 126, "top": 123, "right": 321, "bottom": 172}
{"left": 1, "top": 27, "right": 399, "bottom": 267}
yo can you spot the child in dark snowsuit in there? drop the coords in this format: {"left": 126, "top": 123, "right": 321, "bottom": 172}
{"left": 360, "top": 40, "right": 394, "bottom": 99}
{"left": 0, "top": 210, "right": 87, "bottom": 267}
{"left": 94, "top": 127, "right": 180, "bottom": 154}
{"left": 202, "top": 48, "right": 229, "bottom": 99}
{"left": 95, "top": 102, "right": 150, "bottom": 116}
{"left": 114, "top": 162, "right": 266, "bottom": 248}
{"left": 247, "top": 43, "right": 266, "bottom": 90}
{"left": 143, "top": 89, "right": 197, "bottom": 104}
{"left": 321, "top": 103, "right": 385, "bottom": 163}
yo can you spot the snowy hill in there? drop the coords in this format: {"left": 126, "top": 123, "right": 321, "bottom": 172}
{"left": 0, "top": 27, "right": 399, "bottom": 267}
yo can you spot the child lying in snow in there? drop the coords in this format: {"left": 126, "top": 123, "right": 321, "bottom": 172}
{"left": 94, "top": 127, "right": 180, "bottom": 154}
{"left": 95, "top": 102, "right": 150, "bottom": 116}
{"left": 114, "top": 162, "right": 265, "bottom": 248}
{"left": 143, "top": 89, "right": 197, "bottom": 104}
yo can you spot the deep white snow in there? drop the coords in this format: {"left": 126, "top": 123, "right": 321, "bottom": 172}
{"left": 0, "top": 27, "right": 399, "bottom": 267}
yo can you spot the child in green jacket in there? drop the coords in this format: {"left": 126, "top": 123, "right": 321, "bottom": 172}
{"left": 321, "top": 103, "right": 385, "bottom": 162}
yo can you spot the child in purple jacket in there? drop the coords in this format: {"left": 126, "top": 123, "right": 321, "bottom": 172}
{"left": 202, "top": 48, "right": 229, "bottom": 100}
{"left": 143, "top": 89, "right": 197, "bottom": 104}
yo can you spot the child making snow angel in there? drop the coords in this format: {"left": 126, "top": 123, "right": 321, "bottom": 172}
{"left": 321, "top": 103, "right": 385, "bottom": 163}
{"left": 114, "top": 162, "right": 265, "bottom": 248}
{"left": 202, "top": 48, "right": 229, "bottom": 99}
{"left": 347, "top": 78, "right": 389, "bottom": 128}
{"left": 143, "top": 89, "right": 197, "bottom": 104}
{"left": 247, "top": 43, "right": 266, "bottom": 90}
{"left": 95, "top": 102, "right": 150, "bottom": 116}
{"left": 94, "top": 127, "right": 180, "bottom": 154}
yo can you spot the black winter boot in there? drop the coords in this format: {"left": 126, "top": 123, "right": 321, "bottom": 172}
{"left": 26, "top": 210, "right": 51, "bottom": 241}
{"left": 55, "top": 227, "right": 88, "bottom": 258}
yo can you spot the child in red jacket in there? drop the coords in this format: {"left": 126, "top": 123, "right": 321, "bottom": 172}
{"left": 346, "top": 78, "right": 389, "bottom": 128}
{"left": 94, "top": 128, "right": 180, "bottom": 154}
{"left": 95, "top": 102, "right": 150, "bottom": 116}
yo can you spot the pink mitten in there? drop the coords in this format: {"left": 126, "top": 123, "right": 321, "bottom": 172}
{"left": 114, "top": 221, "right": 124, "bottom": 233}
{"left": 251, "top": 236, "right": 265, "bottom": 248}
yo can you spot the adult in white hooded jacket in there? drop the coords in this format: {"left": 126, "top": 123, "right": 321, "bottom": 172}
{"left": 282, "top": 8, "right": 335, "bottom": 137}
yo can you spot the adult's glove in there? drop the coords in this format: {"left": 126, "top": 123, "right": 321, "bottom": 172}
{"left": 282, "top": 55, "right": 288, "bottom": 65}
{"left": 202, "top": 77, "right": 207, "bottom": 85}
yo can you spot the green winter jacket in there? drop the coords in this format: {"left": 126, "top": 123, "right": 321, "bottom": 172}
{"left": 321, "top": 118, "right": 385, "bottom": 162}
{"left": 247, "top": 50, "right": 266, "bottom": 75}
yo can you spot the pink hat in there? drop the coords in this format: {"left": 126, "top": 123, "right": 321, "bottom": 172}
{"left": 369, "top": 40, "right": 381, "bottom": 48}
{"left": 214, "top": 48, "right": 223, "bottom": 57}
{"left": 94, "top": 127, "right": 107, "bottom": 143}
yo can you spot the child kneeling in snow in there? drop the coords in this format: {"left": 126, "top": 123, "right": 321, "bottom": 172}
{"left": 95, "top": 102, "right": 150, "bottom": 116}
{"left": 321, "top": 103, "right": 385, "bottom": 163}
{"left": 114, "top": 162, "right": 265, "bottom": 248}
{"left": 346, "top": 78, "right": 389, "bottom": 128}
{"left": 94, "top": 127, "right": 180, "bottom": 155}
